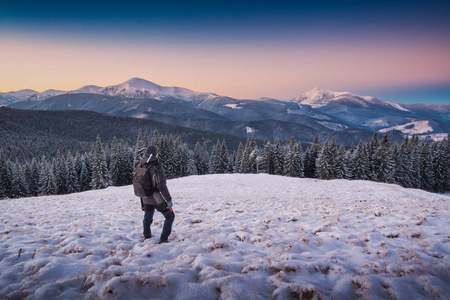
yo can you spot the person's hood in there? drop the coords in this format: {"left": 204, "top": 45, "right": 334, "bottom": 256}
{"left": 141, "top": 146, "right": 158, "bottom": 164}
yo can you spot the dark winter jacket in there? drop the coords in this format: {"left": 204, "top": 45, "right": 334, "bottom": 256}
{"left": 140, "top": 148, "right": 172, "bottom": 206}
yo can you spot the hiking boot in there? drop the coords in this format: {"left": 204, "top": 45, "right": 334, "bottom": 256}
{"left": 158, "top": 239, "right": 169, "bottom": 244}
{"left": 141, "top": 234, "right": 152, "bottom": 242}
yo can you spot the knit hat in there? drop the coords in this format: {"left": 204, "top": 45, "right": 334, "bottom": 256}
{"left": 145, "top": 145, "right": 158, "bottom": 156}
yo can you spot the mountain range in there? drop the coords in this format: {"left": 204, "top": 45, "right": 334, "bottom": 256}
{"left": 3, "top": 77, "right": 449, "bottom": 143}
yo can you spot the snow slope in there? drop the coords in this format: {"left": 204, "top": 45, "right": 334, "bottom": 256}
{"left": 379, "top": 120, "right": 434, "bottom": 135}
{"left": 0, "top": 174, "right": 448, "bottom": 299}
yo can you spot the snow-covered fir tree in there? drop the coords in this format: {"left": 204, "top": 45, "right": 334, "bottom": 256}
{"left": 353, "top": 140, "right": 370, "bottom": 180}
{"left": 234, "top": 142, "right": 244, "bottom": 173}
{"left": 25, "top": 158, "right": 40, "bottom": 196}
{"left": 65, "top": 152, "right": 80, "bottom": 194}
{"left": 260, "top": 140, "right": 272, "bottom": 174}
{"left": 90, "top": 135, "right": 111, "bottom": 190}
{"left": 221, "top": 140, "right": 230, "bottom": 173}
{"left": 78, "top": 156, "right": 91, "bottom": 192}
{"left": 272, "top": 138, "right": 284, "bottom": 175}
{"left": 194, "top": 141, "right": 210, "bottom": 175}
{"left": 133, "top": 129, "right": 146, "bottom": 170}
{"left": 344, "top": 144, "right": 356, "bottom": 179}
{"left": 54, "top": 151, "right": 68, "bottom": 195}
{"left": 316, "top": 140, "right": 335, "bottom": 180}
{"left": 211, "top": 139, "right": 225, "bottom": 174}
{"left": 110, "top": 137, "right": 121, "bottom": 186}
{"left": 418, "top": 140, "right": 435, "bottom": 191}
{"left": 304, "top": 134, "right": 320, "bottom": 178}
{"left": 283, "top": 137, "right": 303, "bottom": 177}
{"left": 334, "top": 145, "right": 346, "bottom": 179}
{"left": 9, "top": 160, "right": 30, "bottom": 198}
{"left": 0, "top": 151, "right": 11, "bottom": 198}
{"left": 39, "top": 156, "right": 56, "bottom": 196}
{"left": 374, "top": 133, "right": 394, "bottom": 183}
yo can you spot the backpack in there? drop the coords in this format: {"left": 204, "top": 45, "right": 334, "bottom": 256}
{"left": 133, "top": 162, "right": 159, "bottom": 197}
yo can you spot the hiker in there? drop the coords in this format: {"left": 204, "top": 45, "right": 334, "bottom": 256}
{"left": 137, "top": 145, "right": 175, "bottom": 244}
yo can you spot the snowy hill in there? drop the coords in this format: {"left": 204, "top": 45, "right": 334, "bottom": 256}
{"left": 1, "top": 174, "right": 448, "bottom": 299}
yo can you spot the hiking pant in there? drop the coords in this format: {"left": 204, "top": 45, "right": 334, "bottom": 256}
{"left": 143, "top": 204, "right": 175, "bottom": 241}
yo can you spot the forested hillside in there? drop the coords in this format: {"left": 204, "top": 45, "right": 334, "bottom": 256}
{"left": 0, "top": 107, "right": 250, "bottom": 161}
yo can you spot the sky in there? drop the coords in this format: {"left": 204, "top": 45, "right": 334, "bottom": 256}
{"left": 1, "top": 0, "right": 449, "bottom": 104}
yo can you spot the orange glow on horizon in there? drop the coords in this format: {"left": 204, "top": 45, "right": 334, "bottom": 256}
{"left": 1, "top": 34, "right": 450, "bottom": 99}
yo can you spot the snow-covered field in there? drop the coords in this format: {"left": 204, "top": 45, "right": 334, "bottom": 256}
{"left": 1, "top": 174, "right": 449, "bottom": 299}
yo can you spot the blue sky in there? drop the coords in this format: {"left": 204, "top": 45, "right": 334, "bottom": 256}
{"left": 1, "top": 0, "right": 449, "bottom": 103}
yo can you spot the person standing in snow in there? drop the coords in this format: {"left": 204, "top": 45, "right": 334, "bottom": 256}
{"left": 139, "top": 145, "right": 175, "bottom": 244}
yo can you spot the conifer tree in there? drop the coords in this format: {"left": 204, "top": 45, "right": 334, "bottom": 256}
{"left": 65, "top": 152, "right": 80, "bottom": 194}
{"left": 241, "top": 138, "right": 252, "bottom": 173}
{"left": 248, "top": 137, "right": 258, "bottom": 173}
{"left": 418, "top": 140, "right": 434, "bottom": 191}
{"left": 344, "top": 144, "right": 356, "bottom": 179}
{"left": 410, "top": 135, "right": 422, "bottom": 188}
{"left": 221, "top": 140, "right": 230, "bottom": 173}
{"left": 143, "top": 129, "right": 150, "bottom": 150}
{"left": 110, "top": 137, "right": 121, "bottom": 186}
{"left": 334, "top": 145, "right": 346, "bottom": 179}
{"left": 235, "top": 142, "right": 244, "bottom": 173}
{"left": 316, "top": 140, "right": 334, "bottom": 180}
{"left": 391, "top": 143, "right": 404, "bottom": 185}
{"left": 162, "top": 135, "right": 176, "bottom": 178}
{"left": 134, "top": 129, "right": 145, "bottom": 169}
{"left": 273, "top": 138, "right": 284, "bottom": 175}
{"left": 120, "top": 141, "right": 134, "bottom": 185}
{"left": 39, "top": 156, "right": 56, "bottom": 196}
{"left": 78, "top": 156, "right": 91, "bottom": 192}
{"left": 430, "top": 138, "right": 446, "bottom": 192}
{"left": 26, "top": 158, "right": 40, "bottom": 196}
{"left": 9, "top": 160, "right": 30, "bottom": 198}
{"left": 398, "top": 136, "right": 413, "bottom": 188}
{"left": 194, "top": 141, "right": 210, "bottom": 175}
{"left": 261, "top": 141, "right": 274, "bottom": 174}
{"left": 151, "top": 130, "right": 160, "bottom": 149}
{"left": 354, "top": 140, "right": 369, "bottom": 180}
{"left": 211, "top": 139, "right": 226, "bottom": 174}
{"left": 90, "top": 135, "right": 111, "bottom": 190}
{"left": 304, "top": 134, "right": 320, "bottom": 178}
{"left": 54, "top": 151, "right": 68, "bottom": 194}
{"left": 0, "top": 150, "right": 11, "bottom": 198}
{"left": 177, "top": 143, "right": 190, "bottom": 177}
{"left": 367, "top": 132, "right": 380, "bottom": 180}
{"left": 375, "top": 133, "right": 394, "bottom": 183}
{"left": 442, "top": 135, "right": 450, "bottom": 192}
{"left": 284, "top": 137, "right": 303, "bottom": 177}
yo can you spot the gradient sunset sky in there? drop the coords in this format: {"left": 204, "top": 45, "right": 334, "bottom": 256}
{"left": 1, "top": 0, "right": 449, "bottom": 104}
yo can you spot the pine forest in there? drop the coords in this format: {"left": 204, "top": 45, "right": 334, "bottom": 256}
{"left": 0, "top": 130, "right": 449, "bottom": 199}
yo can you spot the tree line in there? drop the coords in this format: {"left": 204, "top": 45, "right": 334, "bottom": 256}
{"left": 1, "top": 130, "right": 449, "bottom": 199}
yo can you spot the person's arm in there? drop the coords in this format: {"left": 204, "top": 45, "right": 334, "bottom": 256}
{"left": 156, "top": 164, "right": 172, "bottom": 203}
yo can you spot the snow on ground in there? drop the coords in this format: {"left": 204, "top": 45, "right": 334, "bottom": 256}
{"left": 0, "top": 174, "right": 449, "bottom": 299}
{"left": 380, "top": 120, "right": 433, "bottom": 135}
{"left": 246, "top": 127, "right": 255, "bottom": 134}
{"left": 224, "top": 104, "right": 243, "bottom": 110}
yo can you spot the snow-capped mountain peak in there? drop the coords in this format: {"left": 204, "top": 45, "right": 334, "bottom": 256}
{"left": 96, "top": 77, "right": 218, "bottom": 102}
{"left": 69, "top": 85, "right": 103, "bottom": 94}
{"left": 97, "top": 78, "right": 163, "bottom": 98}
{"left": 123, "top": 77, "right": 162, "bottom": 90}
{"left": 292, "top": 87, "right": 412, "bottom": 112}
{"left": 292, "top": 87, "right": 351, "bottom": 107}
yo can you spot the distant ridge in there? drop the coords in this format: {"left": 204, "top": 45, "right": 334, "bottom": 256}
{"left": 3, "top": 78, "right": 449, "bottom": 141}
